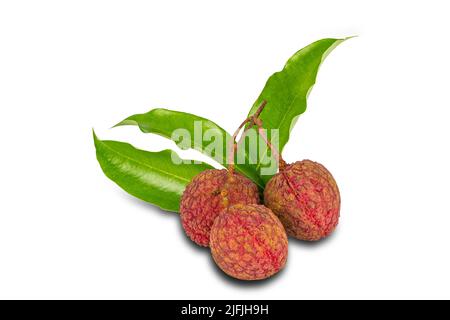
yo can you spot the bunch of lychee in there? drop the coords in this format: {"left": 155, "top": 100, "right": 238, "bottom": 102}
{"left": 180, "top": 101, "right": 340, "bottom": 280}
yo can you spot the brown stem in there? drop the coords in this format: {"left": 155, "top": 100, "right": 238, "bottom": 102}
{"left": 241, "top": 100, "right": 287, "bottom": 172}
{"left": 228, "top": 100, "right": 268, "bottom": 175}
{"left": 228, "top": 118, "right": 250, "bottom": 175}
{"left": 251, "top": 100, "right": 267, "bottom": 121}
{"left": 257, "top": 126, "right": 286, "bottom": 171}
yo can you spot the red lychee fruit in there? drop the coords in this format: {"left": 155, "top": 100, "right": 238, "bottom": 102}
{"left": 180, "top": 169, "right": 260, "bottom": 247}
{"left": 210, "top": 204, "right": 288, "bottom": 280}
{"left": 264, "top": 160, "right": 340, "bottom": 241}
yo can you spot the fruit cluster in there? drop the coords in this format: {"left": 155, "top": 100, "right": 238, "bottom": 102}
{"left": 180, "top": 106, "right": 340, "bottom": 280}
{"left": 94, "top": 38, "right": 350, "bottom": 281}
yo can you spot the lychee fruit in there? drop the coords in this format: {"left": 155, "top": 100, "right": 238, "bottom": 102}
{"left": 210, "top": 203, "right": 288, "bottom": 280}
{"left": 180, "top": 169, "right": 260, "bottom": 247}
{"left": 264, "top": 160, "right": 340, "bottom": 241}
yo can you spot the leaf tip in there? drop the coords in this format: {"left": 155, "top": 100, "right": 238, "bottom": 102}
{"left": 93, "top": 129, "right": 103, "bottom": 149}
{"left": 342, "top": 35, "right": 358, "bottom": 42}
{"left": 112, "top": 119, "right": 131, "bottom": 129}
{"left": 112, "top": 115, "right": 141, "bottom": 129}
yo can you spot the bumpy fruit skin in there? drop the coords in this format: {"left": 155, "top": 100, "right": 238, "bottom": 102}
{"left": 180, "top": 169, "right": 260, "bottom": 247}
{"left": 210, "top": 204, "right": 288, "bottom": 280}
{"left": 264, "top": 160, "right": 340, "bottom": 241}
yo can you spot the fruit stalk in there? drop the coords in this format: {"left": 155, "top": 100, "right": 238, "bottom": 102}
{"left": 256, "top": 125, "right": 286, "bottom": 171}
{"left": 227, "top": 100, "right": 267, "bottom": 175}
{"left": 237, "top": 101, "right": 286, "bottom": 172}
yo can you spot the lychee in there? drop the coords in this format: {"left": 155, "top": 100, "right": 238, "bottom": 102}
{"left": 264, "top": 160, "right": 340, "bottom": 241}
{"left": 180, "top": 169, "right": 260, "bottom": 247}
{"left": 210, "top": 204, "right": 288, "bottom": 280}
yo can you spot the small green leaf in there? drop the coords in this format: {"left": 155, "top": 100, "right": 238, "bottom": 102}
{"left": 246, "top": 37, "right": 351, "bottom": 182}
{"left": 114, "top": 108, "right": 264, "bottom": 188}
{"left": 93, "top": 131, "right": 213, "bottom": 212}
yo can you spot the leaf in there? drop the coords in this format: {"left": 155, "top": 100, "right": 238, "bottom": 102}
{"left": 93, "top": 131, "right": 213, "bottom": 212}
{"left": 114, "top": 108, "right": 264, "bottom": 188}
{"left": 246, "top": 37, "right": 351, "bottom": 182}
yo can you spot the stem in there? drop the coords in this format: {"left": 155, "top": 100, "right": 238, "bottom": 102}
{"left": 237, "top": 100, "right": 286, "bottom": 172}
{"left": 251, "top": 100, "right": 267, "bottom": 120}
{"left": 228, "top": 118, "right": 250, "bottom": 175}
{"left": 228, "top": 100, "right": 268, "bottom": 175}
{"left": 257, "top": 126, "right": 286, "bottom": 171}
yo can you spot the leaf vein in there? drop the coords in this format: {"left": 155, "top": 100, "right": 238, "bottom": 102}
{"left": 98, "top": 139, "right": 192, "bottom": 184}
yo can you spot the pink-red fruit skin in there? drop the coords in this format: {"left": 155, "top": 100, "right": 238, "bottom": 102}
{"left": 180, "top": 169, "right": 260, "bottom": 247}
{"left": 264, "top": 160, "right": 340, "bottom": 241}
{"left": 210, "top": 204, "right": 288, "bottom": 281}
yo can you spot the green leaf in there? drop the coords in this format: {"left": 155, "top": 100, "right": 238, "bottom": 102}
{"left": 114, "top": 108, "right": 264, "bottom": 188}
{"left": 246, "top": 37, "right": 351, "bottom": 182}
{"left": 93, "top": 131, "right": 213, "bottom": 212}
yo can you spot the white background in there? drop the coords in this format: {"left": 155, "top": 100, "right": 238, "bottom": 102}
{"left": 1, "top": 0, "right": 449, "bottom": 299}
